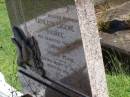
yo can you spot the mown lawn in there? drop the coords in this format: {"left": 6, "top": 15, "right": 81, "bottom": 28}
{"left": 0, "top": 1, "right": 130, "bottom": 97}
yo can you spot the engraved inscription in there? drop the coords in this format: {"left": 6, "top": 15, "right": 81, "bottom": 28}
{"left": 24, "top": 6, "right": 86, "bottom": 80}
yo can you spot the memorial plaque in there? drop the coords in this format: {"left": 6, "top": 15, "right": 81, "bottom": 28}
{"left": 6, "top": 0, "right": 109, "bottom": 97}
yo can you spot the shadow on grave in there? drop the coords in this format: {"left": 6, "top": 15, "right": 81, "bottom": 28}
{"left": 99, "top": 20, "right": 130, "bottom": 34}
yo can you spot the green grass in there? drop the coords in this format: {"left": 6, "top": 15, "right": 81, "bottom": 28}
{"left": 0, "top": 1, "right": 130, "bottom": 97}
{"left": 105, "top": 50, "right": 130, "bottom": 97}
{"left": 107, "top": 74, "right": 130, "bottom": 97}
{"left": 0, "top": 1, "right": 21, "bottom": 90}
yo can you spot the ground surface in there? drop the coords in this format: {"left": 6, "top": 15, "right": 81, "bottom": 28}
{"left": 0, "top": 1, "right": 130, "bottom": 97}
{"left": 0, "top": 1, "right": 21, "bottom": 90}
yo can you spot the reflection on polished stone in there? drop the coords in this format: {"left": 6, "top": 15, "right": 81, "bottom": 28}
{"left": 5, "top": 0, "right": 98, "bottom": 97}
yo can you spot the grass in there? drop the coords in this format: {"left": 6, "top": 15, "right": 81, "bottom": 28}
{"left": 0, "top": 1, "right": 21, "bottom": 90}
{"left": 107, "top": 74, "right": 130, "bottom": 97}
{"left": 105, "top": 50, "right": 130, "bottom": 97}
{"left": 0, "top": 0, "right": 130, "bottom": 97}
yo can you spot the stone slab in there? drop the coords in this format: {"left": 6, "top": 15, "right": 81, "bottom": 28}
{"left": 6, "top": 0, "right": 109, "bottom": 97}
{"left": 101, "top": 30, "right": 130, "bottom": 55}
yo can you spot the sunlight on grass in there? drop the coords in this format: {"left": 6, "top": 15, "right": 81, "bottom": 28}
{"left": 0, "top": 1, "right": 21, "bottom": 90}
{"left": 107, "top": 74, "right": 130, "bottom": 97}
{"left": 105, "top": 49, "right": 130, "bottom": 97}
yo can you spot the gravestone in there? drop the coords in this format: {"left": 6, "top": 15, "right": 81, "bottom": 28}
{"left": 5, "top": 0, "right": 109, "bottom": 97}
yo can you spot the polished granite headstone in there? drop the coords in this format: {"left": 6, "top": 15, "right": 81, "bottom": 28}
{"left": 6, "top": 0, "right": 108, "bottom": 97}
